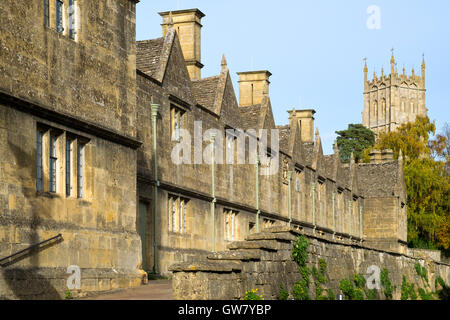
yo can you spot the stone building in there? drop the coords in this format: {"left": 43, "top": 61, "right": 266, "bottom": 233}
{"left": 135, "top": 9, "right": 408, "bottom": 275}
{"left": 0, "top": 0, "right": 144, "bottom": 299}
{"left": 362, "top": 54, "right": 427, "bottom": 136}
{"left": 0, "top": 3, "right": 409, "bottom": 299}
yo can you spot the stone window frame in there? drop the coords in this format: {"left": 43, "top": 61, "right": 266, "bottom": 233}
{"left": 44, "top": 0, "right": 80, "bottom": 41}
{"left": 170, "top": 104, "right": 186, "bottom": 142}
{"left": 77, "top": 141, "right": 85, "bottom": 198}
{"left": 36, "top": 123, "right": 89, "bottom": 198}
{"left": 224, "top": 208, "right": 239, "bottom": 241}
{"left": 56, "top": 0, "right": 65, "bottom": 34}
{"left": 44, "top": 0, "right": 50, "bottom": 27}
{"left": 49, "top": 131, "right": 60, "bottom": 193}
{"left": 65, "top": 135, "right": 74, "bottom": 196}
{"left": 168, "top": 194, "right": 189, "bottom": 234}
{"left": 36, "top": 129, "right": 44, "bottom": 191}
{"left": 68, "top": 0, "right": 77, "bottom": 40}
{"left": 224, "top": 126, "right": 239, "bottom": 165}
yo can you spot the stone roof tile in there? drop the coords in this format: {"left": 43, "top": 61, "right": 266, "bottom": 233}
{"left": 136, "top": 38, "right": 164, "bottom": 78}
{"left": 239, "top": 104, "right": 263, "bottom": 131}
{"left": 191, "top": 76, "right": 220, "bottom": 113}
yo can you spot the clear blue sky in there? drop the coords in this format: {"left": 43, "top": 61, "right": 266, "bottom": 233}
{"left": 136, "top": 0, "right": 450, "bottom": 154}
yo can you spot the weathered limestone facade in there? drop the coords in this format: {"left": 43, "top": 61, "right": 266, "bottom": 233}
{"left": 0, "top": 4, "right": 431, "bottom": 299}
{"left": 362, "top": 55, "right": 427, "bottom": 136}
{"left": 135, "top": 9, "right": 409, "bottom": 276}
{"left": 0, "top": 0, "right": 144, "bottom": 299}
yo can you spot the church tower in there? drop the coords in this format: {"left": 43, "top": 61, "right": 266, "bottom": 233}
{"left": 362, "top": 53, "right": 427, "bottom": 136}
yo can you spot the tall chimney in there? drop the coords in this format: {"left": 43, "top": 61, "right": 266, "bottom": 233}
{"left": 237, "top": 71, "right": 272, "bottom": 107}
{"left": 288, "top": 109, "right": 316, "bottom": 142}
{"left": 159, "top": 9, "right": 205, "bottom": 80}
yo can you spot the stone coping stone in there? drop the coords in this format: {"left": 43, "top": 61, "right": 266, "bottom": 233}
{"left": 169, "top": 261, "right": 242, "bottom": 273}
{"left": 207, "top": 249, "right": 261, "bottom": 261}
{"left": 245, "top": 232, "right": 296, "bottom": 242}
{"left": 227, "top": 240, "right": 278, "bottom": 251}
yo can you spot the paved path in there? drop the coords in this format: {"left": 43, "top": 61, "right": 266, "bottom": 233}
{"left": 83, "top": 280, "right": 173, "bottom": 300}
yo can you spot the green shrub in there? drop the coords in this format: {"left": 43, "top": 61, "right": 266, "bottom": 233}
{"left": 418, "top": 288, "right": 433, "bottom": 300}
{"left": 292, "top": 236, "right": 309, "bottom": 266}
{"left": 339, "top": 278, "right": 355, "bottom": 300}
{"left": 353, "top": 273, "right": 366, "bottom": 289}
{"left": 365, "top": 288, "right": 377, "bottom": 300}
{"left": 327, "top": 288, "right": 336, "bottom": 300}
{"left": 279, "top": 284, "right": 289, "bottom": 300}
{"left": 401, "top": 275, "right": 409, "bottom": 300}
{"left": 293, "top": 280, "right": 310, "bottom": 300}
{"left": 380, "top": 268, "right": 395, "bottom": 300}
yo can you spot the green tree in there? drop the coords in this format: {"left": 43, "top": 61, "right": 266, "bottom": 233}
{"left": 375, "top": 116, "right": 450, "bottom": 253}
{"left": 335, "top": 124, "right": 375, "bottom": 163}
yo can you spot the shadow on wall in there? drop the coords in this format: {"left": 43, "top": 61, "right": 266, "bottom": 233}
{"left": 2, "top": 267, "right": 62, "bottom": 300}
{"left": 1, "top": 135, "right": 63, "bottom": 299}
{"left": 0, "top": 229, "right": 64, "bottom": 300}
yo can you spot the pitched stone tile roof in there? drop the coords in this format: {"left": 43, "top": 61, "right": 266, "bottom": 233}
{"left": 277, "top": 125, "right": 290, "bottom": 153}
{"left": 322, "top": 155, "right": 335, "bottom": 179}
{"left": 357, "top": 161, "right": 400, "bottom": 198}
{"left": 239, "top": 104, "right": 263, "bottom": 131}
{"left": 191, "top": 76, "right": 220, "bottom": 112}
{"left": 302, "top": 142, "right": 315, "bottom": 166}
{"left": 136, "top": 38, "right": 164, "bottom": 78}
{"left": 337, "top": 165, "right": 350, "bottom": 189}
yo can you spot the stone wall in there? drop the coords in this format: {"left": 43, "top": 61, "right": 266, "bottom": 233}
{"left": 170, "top": 227, "right": 450, "bottom": 300}
{"left": 0, "top": 104, "right": 145, "bottom": 299}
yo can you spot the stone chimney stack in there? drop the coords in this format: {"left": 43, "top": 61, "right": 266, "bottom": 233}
{"left": 159, "top": 9, "right": 205, "bottom": 80}
{"left": 369, "top": 149, "right": 394, "bottom": 163}
{"left": 237, "top": 71, "right": 272, "bottom": 107}
{"left": 287, "top": 109, "right": 316, "bottom": 143}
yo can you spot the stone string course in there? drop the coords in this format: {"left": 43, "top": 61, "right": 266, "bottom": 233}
{"left": 170, "top": 227, "right": 450, "bottom": 300}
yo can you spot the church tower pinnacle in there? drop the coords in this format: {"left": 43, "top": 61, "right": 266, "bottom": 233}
{"left": 362, "top": 52, "right": 427, "bottom": 137}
